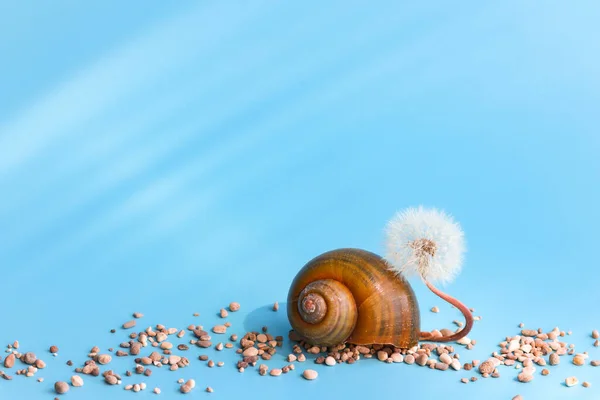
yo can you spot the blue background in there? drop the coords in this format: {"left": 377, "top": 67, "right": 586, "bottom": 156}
{"left": 1, "top": 1, "right": 599, "bottom": 399}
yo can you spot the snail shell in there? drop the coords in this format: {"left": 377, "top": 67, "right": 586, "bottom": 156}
{"left": 287, "top": 248, "right": 420, "bottom": 348}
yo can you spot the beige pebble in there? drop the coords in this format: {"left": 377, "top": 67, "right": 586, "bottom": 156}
{"left": 186, "top": 379, "right": 195, "bottom": 389}
{"left": 431, "top": 306, "right": 439, "bottom": 313}
{"left": 273, "top": 302, "right": 279, "bottom": 311}
{"left": 55, "top": 381, "right": 69, "bottom": 394}
{"left": 325, "top": 356, "right": 336, "bottom": 366}
{"left": 140, "top": 382, "right": 147, "bottom": 390}
{"left": 133, "top": 384, "right": 141, "bottom": 392}
{"left": 270, "top": 368, "right": 282, "bottom": 376}
{"left": 243, "top": 347, "right": 258, "bottom": 357}
{"left": 460, "top": 378, "right": 468, "bottom": 383}
{"left": 512, "top": 396, "right": 523, "bottom": 400}
{"left": 303, "top": 369, "right": 318, "bottom": 380}
{"left": 404, "top": 354, "right": 415, "bottom": 364}
{"left": 439, "top": 353, "right": 452, "bottom": 365}
{"left": 479, "top": 361, "right": 494, "bottom": 375}
{"left": 583, "top": 381, "right": 591, "bottom": 388}
{"left": 180, "top": 384, "right": 191, "bottom": 393}
{"left": 125, "top": 385, "right": 133, "bottom": 390}
{"left": 160, "top": 342, "right": 172, "bottom": 350}
{"left": 549, "top": 353, "right": 560, "bottom": 366}
{"left": 456, "top": 337, "right": 471, "bottom": 345}
{"left": 591, "top": 360, "right": 600, "bottom": 366}
{"left": 450, "top": 359, "right": 462, "bottom": 370}
{"left": 123, "top": 320, "right": 136, "bottom": 329}
{"left": 565, "top": 376, "right": 578, "bottom": 387}
{"left": 212, "top": 325, "right": 227, "bottom": 334}
{"left": 256, "top": 334, "right": 267, "bottom": 343}
{"left": 133, "top": 312, "right": 144, "bottom": 318}
{"left": 154, "top": 387, "right": 161, "bottom": 394}
{"left": 4, "top": 354, "right": 15, "bottom": 368}
{"left": 391, "top": 353, "right": 403, "bottom": 363}
{"left": 415, "top": 353, "right": 428, "bottom": 366}
{"left": 288, "top": 354, "right": 297, "bottom": 362}
{"left": 97, "top": 354, "right": 112, "bottom": 365}
{"left": 229, "top": 302, "right": 240, "bottom": 312}
{"left": 573, "top": 355, "right": 585, "bottom": 366}
{"left": 71, "top": 375, "right": 84, "bottom": 387}
{"left": 518, "top": 372, "right": 533, "bottom": 383}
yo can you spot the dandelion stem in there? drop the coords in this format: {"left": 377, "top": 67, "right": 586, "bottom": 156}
{"left": 419, "top": 279, "right": 473, "bottom": 342}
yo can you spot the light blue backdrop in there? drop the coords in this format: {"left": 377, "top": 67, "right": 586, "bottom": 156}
{"left": 1, "top": 1, "right": 599, "bottom": 399}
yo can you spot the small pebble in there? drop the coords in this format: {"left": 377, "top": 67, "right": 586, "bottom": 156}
{"left": 55, "top": 381, "right": 69, "bottom": 394}
{"left": 565, "top": 376, "right": 578, "bottom": 387}
{"left": 154, "top": 387, "right": 161, "bottom": 394}
{"left": 431, "top": 306, "right": 439, "bottom": 313}
{"left": 583, "top": 381, "right": 591, "bottom": 388}
{"left": 270, "top": 368, "right": 282, "bottom": 376}
{"left": 71, "top": 375, "right": 84, "bottom": 387}
{"left": 303, "top": 369, "right": 318, "bottom": 380}
{"left": 123, "top": 320, "right": 136, "bottom": 329}
{"left": 325, "top": 356, "right": 336, "bottom": 366}
{"left": 273, "top": 302, "right": 279, "bottom": 311}
{"left": 573, "top": 355, "right": 585, "bottom": 366}
{"left": 517, "top": 372, "right": 533, "bottom": 383}
{"left": 229, "top": 302, "right": 240, "bottom": 312}
{"left": 206, "top": 386, "right": 214, "bottom": 393}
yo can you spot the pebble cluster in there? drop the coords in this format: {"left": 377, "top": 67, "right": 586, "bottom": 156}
{"left": 0, "top": 303, "right": 598, "bottom": 399}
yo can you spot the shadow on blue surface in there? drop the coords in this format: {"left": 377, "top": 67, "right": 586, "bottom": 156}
{"left": 244, "top": 302, "right": 291, "bottom": 335}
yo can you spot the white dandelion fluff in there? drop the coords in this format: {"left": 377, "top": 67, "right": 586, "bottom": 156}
{"left": 384, "top": 206, "right": 465, "bottom": 285}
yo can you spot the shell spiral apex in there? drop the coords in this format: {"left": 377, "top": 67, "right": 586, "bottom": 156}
{"left": 384, "top": 206, "right": 465, "bottom": 285}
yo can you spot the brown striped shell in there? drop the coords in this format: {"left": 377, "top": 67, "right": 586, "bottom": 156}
{"left": 287, "top": 248, "right": 420, "bottom": 348}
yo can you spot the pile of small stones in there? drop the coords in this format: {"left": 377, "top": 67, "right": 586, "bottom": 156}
{"left": 1, "top": 303, "right": 598, "bottom": 399}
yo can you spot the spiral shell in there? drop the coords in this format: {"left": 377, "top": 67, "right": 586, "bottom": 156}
{"left": 287, "top": 248, "right": 420, "bottom": 348}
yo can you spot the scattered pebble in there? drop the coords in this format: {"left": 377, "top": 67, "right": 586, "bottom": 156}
{"left": 565, "top": 377, "right": 578, "bottom": 387}
{"left": 229, "top": 302, "right": 241, "bottom": 312}
{"left": 133, "top": 312, "right": 144, "bottom": 319}
{"left": 303, "top": 369, "right": 318, "bottom": 380}
{"left": 71, "top": 375, "right": 84, "bottom": 387}
{"left": 123, "top": 320, "right": 136, "bottom": 329}
{"left": 55, "top": 381, "right": 69, "bottom": 394}
{"left": 573, "top": 355, "right": 585, "bottom": 366}
{"left": 206, "top": 386, "right": 214, "bottom": 393}
{"left": 431, "top": 306, "right": 439, "bottom": 313}
{"left": 273, "top": 302, "right": 279, "bottom": 311}
{"left": 518, "top": 373, "right": 533, "bottom": 383}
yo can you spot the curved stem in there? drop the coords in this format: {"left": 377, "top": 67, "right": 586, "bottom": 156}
{"left": 419, "top": 279, "right": 473, "bottom": 343}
